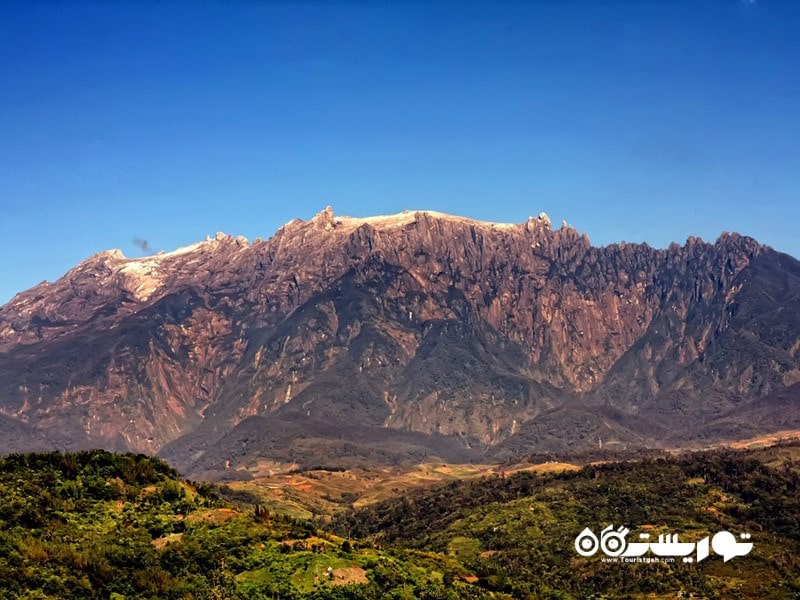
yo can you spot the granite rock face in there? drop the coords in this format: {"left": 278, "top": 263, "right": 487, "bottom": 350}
{"left": 1, "top": 208, "right": 799, "bottom": 474}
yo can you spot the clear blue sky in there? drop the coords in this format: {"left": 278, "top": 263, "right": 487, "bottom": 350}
{"left": 1, "top": 1, "right": 798, "bottom": 304}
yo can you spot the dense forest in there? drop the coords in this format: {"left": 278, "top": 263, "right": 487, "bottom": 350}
{"left": 2, "top": 447, "right": 800, "bottom": 598}
{"left": 0, "top": 451, "right": 493, "bottom": 599}
{"left": 336, "top": 448, "right": 800, "bottom": 598}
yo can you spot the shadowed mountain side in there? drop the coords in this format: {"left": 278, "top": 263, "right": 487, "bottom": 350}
{"left": 485, "top": 404, "right": 659, "bottom": 460}
{"left": 594, "top": 248, "right": 800, "bottom": 437}
{"left": 696, "top": 382, "right": 800, "bottom": 442}
{"left": 0, "top": 415, "right": 50, "bottom": 454}
{"left": 167, "top": 415, "right": 477, "bottom": 480}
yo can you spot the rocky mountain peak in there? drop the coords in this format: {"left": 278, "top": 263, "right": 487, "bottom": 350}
{"left": 310, "top": 205, "right": 338, "bottom": 230}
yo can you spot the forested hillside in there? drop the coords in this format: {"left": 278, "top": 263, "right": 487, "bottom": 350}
{"left": 0, "top": 451, "right": 495, "bottom": 599}
{"left": 337, "top": 447, "right": 800, "bottom": 599}
{"left": 3, "top": 448, "right": 800, "bottom": 598}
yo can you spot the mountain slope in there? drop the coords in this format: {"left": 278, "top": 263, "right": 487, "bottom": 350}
{"left": 1, "top": 208, "right": 799, "bottom": 475}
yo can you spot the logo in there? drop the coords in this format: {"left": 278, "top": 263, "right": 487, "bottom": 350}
{"left": 575, "top": 525, "right": 753, "bottom": 563}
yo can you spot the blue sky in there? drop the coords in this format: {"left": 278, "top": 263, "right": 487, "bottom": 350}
{"left": 1, "top": 1, "right": 798, "bottom": 304}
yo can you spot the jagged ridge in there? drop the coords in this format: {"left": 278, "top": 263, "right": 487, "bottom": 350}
{"left": 1, "top": 207, "right": 798, "bottom": 476}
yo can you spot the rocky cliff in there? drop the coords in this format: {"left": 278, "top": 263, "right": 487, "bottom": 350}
{"left": 1, "top": 208, "right": 798, "bottom": 476}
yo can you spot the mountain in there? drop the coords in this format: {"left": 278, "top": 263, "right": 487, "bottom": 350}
{"left": 1, "top": 207, "right": 799, "bottom": 477}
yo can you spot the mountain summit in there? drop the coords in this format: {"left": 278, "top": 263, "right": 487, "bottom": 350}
{"left": 2, "top": 208, "right": 799, "bottom": 477}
